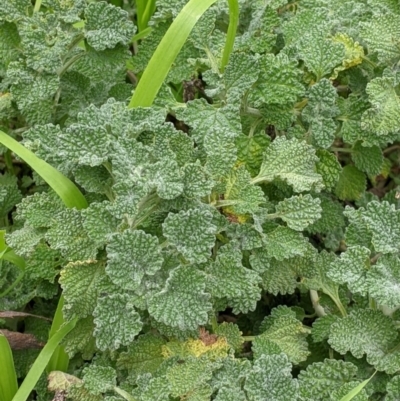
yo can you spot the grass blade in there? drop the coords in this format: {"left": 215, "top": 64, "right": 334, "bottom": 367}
{"left": 46, "top": 296, "right": 69, "bottom": 373}
{"left": 0, "top": 130, "right": 87, "bottom": 210}
{"left": 12, "top": 318, "right": 77, "bottom": 401}
{"left": 340, "top": 371, "right": 377, "bottom": 401}
{"left": 128, "top": 0, "right": 239, "bottom": 108}
{"left": 142, "top": 0, "right": 156, "bottom": 30}
{"left": 131, "top": 26, "right": 152, "bottom": 42}
{"left": 135, "top": 0, "right": 147, "bottom": 32}
{"left": 0, "top": 334, "right": 18, "bottom": 401}
{"left": 221, "top": 0, "right": 239, "bottom": 72}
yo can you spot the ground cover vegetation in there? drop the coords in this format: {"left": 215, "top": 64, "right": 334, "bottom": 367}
{"left": 1, "top": 0, "right": 400, "bottom": 399}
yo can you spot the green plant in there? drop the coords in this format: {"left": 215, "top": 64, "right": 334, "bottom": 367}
{"left": 135, "top": 0, "right": 156, "bottom": 32}
{"left": 1, "top": 0, "right": 400, "bottom": 400}
{"left": 0, "top": 333, "right": 18, "bottom": 401}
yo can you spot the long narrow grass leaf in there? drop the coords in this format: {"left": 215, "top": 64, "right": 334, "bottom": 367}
{"left": 131, "top": 26, "right": 153, "bottom": 43}
{"left": 340, "top": 371, "right": 377, "bottom": 401}
{"left": 47, "top": 296, "right": 69, "bottom": 373}
{"left": 0, "top": 334, "right": 18, "bottom": 401}
{"left": 1, "top": 249, "right": 25, "bottom": 270}
{"left": 12, "top": 318, "right": 77, "bottom": 401}
{"left": 129, "top": 0, "right": 238, "bottom": 107}
{"left": 143, "top": 0, "right": 156, "bottom": 29}
{"left": 128, "top": 0, "right": 218, "bottom": 108}
{"left": 220, "top": 0, "right": 239, "bottom": 71}
{"left": 0, "top": 131, "right": 87, "bottom": 210}
{"left": 135, "top": 0, "right": 148, "bottom": 32}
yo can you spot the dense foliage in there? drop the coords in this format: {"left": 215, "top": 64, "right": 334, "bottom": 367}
{"left": 1, "top": 0, "right": 400, "bottom": 399}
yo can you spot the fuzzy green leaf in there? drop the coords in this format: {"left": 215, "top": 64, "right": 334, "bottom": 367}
{"left": 298, "top": 28, "right": 345, "bottom": 80}
{"left": 366, "top": 254, "right": 400, "bottom": 309}
{"left": 237, "top": 5, "right": 279, "bottom": 54}
{"left": 259, "top": 307, "right": 310, "bottom": 364}
{"left": 167, "top": 356, "right": 213, "bottom": 398}
{"left": 223, "top": 166, "right": 266, "bottom": 215}
{"left": 105, "top": 229, "right": 164, "bottom": 291}
{"left": 315, "top": 149, "right": 342, "bottom": 192}
{"left": 236, "top": 133, "right": 270, "bottom": 177}
{"left": 214, "top": 323, "right": 243, "bottom": 351}
{"left": 148, "top": 266, "right": 212, "bottom": 330}
{"left": 93, "top": 293, "right": 142, "bottom": 351}
{"left": 18, "top": 13, "right": 72, "bottom": 73}
{"left": 7, "top": 63, "right": 59, "bottom": 125}
{"left": 0, "top": 0, "right": 31, "bottom": 21}
{"left": 329, "top": 310, "right": 398, "bottom": 368}
{"left": 117, "top": 333, "right": 166, "bottom": 375}
{"left": 327, "top": 246, "right": 371, "bottom": 295}
{"left": 273, "top": 194, "right": 322, "bottom": 231}
{"left": 63, "top": 316, "right": 96, "bottom": 359}
{"left": 386, "top": 375, "right": 400, "bottom": 401}
{"left": 362, "top": 75, "right": 400, "bottom": 136}
{"left": 311, "top": 315, "right": 339, "bottom": 343}
{"left": 265, "top": 226, "right": 310, "bottom": 261}
{"left": 0, "top": 174, "right": 22, "bottom": 218}
{"left": 58, "top": 124, "right": 110, "bottom": 167}
{"left": 182, "top": 162, "right": 214, "bottom": 199}
{"left": 221, "top": 52, "right": 260, "bottom": 102}
{"left": 176, "top": 100, "right": 242, "bottom": 142}
{"left": 351, "top": 142, "right": 383, "bottom": 176}
{"left": 45, "top": 209, "right": 98, "bottom": 261}
{"left": 298, "top": 359, "right": 358, "bottom": 401}
{"left": 13, "top": 192, "right": 64, "bottom": 228}
{"left": 303, "top": 79, "right": 339, "bottom": 148}
{"left": 84, "top": 2, "right": 135, "bottom": 51}
{"left": 360, "top": 201, "right": 400, "bottom": 254}
{"left": 252, "top": 137, "right": 323, "bottom": 192}
{"left": 250, "top": 249, "right": 298, "bottom": 295}
{"left": 306, "top": 194, "right": 345, "bottom": 235}
{"left": 162, "top": 208, "right": 216, "bottom": 263}
{"left": 250, "top": 53, "right": 304, "bottom": 106}
{"left": 206, "top": 245, "right": 261, "bottom": 313}
{"left": 82, "top": 365, "right": 116, "bottom": 395}
{"left": 82, "top": 202, "right": 119, "bottom": 245}
{"left": 359, "top": 14, "right": 400, "bottom": 64}
{"left": 244, "top": 354, "right": 299, "bottom": 401}
{"left": 60, "top": 260, "right": 107, "bottom": 320}
{"left": 335, "top": 165, "right": 366, "bottom": 201}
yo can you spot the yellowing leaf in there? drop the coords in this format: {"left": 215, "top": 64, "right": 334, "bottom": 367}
{"left": 331, "top": 33, "right": 364, "bottom": 79}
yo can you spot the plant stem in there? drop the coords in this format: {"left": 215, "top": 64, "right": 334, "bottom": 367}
{"left": 0, "top": 270, "right": 24, "bottom": 298}
{"left": 57, "top": 53, "right": 85, "bottom": 77}
{"left": 369, "top": 297, "right": 377, "bottom": 310}
{"left": 4, "top": 150, "right": 15, "bottom": 175}
{"left": 67, "top": 33, "right": 85, "bottom": 52}
{"left": 210, "top": 314, "right": 218, "bottom": 332}
{"left": 12, "top": 127, "right": 29, "bottom": 135}
{"left": 243, "top": 107, "right": 262, "bottom": 117}
{"left": 113, "top": 387, "right": 138, "bottom": 401}
{"left": 383, "top": 144, "right": 400, "bottom": 154}
{"left": 242, "top": 336, "right": 256, "bottom": 342}
{"left": 33, "top": 0, "right": 42, "bottom": 13}
{"left": 329, "top": 348, "right": 334, "bottom": 359}
{"left": 361, "top": 56, "right": 378, "bottom": 68}
{"left": 310, "top": 290, "right": 326, "bottom": 317}
{"left": 330, "top": 147, "right": 353, "bottom": 153}
{"left": 331, "top": 293, "right": 348, "bottom": 317}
